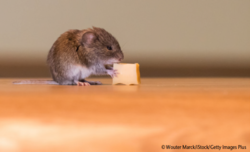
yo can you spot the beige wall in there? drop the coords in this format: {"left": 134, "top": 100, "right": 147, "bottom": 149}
{"left": 0, "top": 0, "right": 250, "bottom": 77}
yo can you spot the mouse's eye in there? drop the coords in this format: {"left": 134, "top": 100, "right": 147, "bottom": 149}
{"left": 107, "top": 46, "right": 112, "bottom": 50}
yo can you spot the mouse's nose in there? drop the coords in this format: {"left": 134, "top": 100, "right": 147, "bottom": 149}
{"left": 118, "top": 58, "right": 122, "bottom": 61}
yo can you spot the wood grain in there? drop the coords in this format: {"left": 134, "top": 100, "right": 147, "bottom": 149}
{"left": 0, "top": 78, "right": 250, "bottom": 152}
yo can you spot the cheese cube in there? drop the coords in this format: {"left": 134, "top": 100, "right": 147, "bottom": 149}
{"left": 113, "top": 63, "right": 141, "bottom": 85}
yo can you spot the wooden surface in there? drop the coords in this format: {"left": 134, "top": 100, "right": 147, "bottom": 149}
{"left": 0, "top": 78, "right": 250, "bottom": 152}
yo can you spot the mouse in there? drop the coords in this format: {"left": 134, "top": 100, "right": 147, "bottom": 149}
{"left": 13, "top": 27, "right": 124, "bottom": 86}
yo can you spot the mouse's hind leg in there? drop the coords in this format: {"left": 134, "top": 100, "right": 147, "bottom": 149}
{"left": 73, "top": 80, "right": 90, "bottom": 86}
{"left": 57, "top": 80, "right": 90, "bottom": 86}
{"left": 79, "top": 79, "right": 102, "bottom": 85}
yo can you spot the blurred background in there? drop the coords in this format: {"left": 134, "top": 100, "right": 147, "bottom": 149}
{"left": 0, "top": 0, "right": 249, "bottom": 77}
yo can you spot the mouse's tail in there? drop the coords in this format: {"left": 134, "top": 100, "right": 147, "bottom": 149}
{"left": 13, "top": 80, "right": 58, "bottom": 85}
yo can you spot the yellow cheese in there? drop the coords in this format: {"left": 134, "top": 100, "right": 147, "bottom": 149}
{"left": 113, "top": 63, "right": 141, "bottom": 85}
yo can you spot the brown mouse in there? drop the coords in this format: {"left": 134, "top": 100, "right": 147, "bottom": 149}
{"left": 13, "top": 27, "right": 124, "bottom": 86}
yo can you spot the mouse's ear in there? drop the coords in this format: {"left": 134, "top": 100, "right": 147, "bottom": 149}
{"left": 82, "top": 32, "right": 97, "bottom": 46}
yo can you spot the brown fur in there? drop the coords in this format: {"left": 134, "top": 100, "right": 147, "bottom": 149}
{"left": 47, "top": 27, "right": 124, "bottom": 85}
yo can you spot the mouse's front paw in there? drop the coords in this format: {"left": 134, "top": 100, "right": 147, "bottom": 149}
{"left": 107, "top": 69, "right": 119, "bottom": 78}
